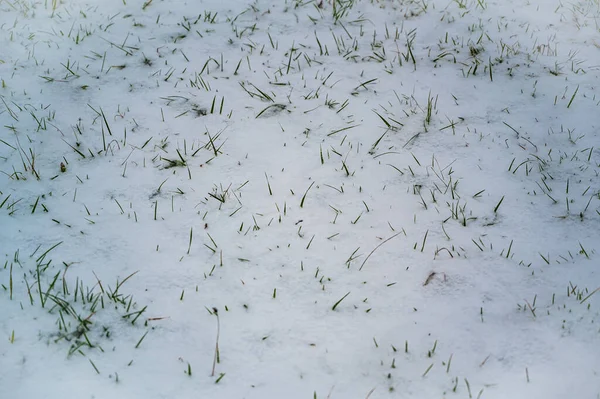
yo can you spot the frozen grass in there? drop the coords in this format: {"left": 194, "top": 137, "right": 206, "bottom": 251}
{"left": 0, "top": 0, "right": 599, "bottom": 398}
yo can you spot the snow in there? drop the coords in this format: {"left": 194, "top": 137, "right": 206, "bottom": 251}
{"left": 0, "top": 0, "right": 599, "bottom": 398}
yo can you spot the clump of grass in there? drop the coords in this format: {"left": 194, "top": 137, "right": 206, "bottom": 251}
{"left": 162, "top": 149, "right": 187, "bottom": 168}
{"left": 8, "top": 243, "right": 147, "bottom": 360}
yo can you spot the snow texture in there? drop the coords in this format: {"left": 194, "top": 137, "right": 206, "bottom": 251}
{"left": 0, "top": 0, "right": 599, "bottom": 398}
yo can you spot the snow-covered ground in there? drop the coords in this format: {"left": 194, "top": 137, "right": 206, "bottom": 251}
{"left": 1, "top": 0, "right": 599, "bottom": 397}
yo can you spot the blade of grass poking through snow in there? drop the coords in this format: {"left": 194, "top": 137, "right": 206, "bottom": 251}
{"left": 128, "top": 306, "right": 148, "bottom": 325}
{"left": 422, "top": 363, "right": 434, "bottom": 377}
{"left": 464, "top": 378, "right": 472, "bottom": 397}
{"left": 420, "top": 230, "right": 429, "bottom": 252}
{"left": 359, "top": 232, "right": 402, "bottom": 271}
{"left": 373, "top": 111, "right": 392, "bottom": 129}
{"left": 100, "top": 107, "right": 113, "bottom": 136}
{"left": 265, "top": 173, "right": 272, "bottom": 195}
{"left": 578, "top": 242, "right": 589, "bottom": 259}
{"left": 36, "top": 241, "right": 63, "bottom": 264}
{"left": 135, "top": 331, "right": 149, "bottom": 348}
{"left": 580, "top": 287, "right": 600, "bottom": 304}
{"left": 286, "top": 41, "right": 295, "bottom": 74}
{"left": 354, "top": 78, "right": 378, "bottom": 91}
{"left": 110, "top": 271, "right": 139, "bottom": 301}
{"left": 0, "top": 139, "right": 17, "bottom": 151}
{"left": 300, "top": 181, "right": 315, "bottom": 208}
{"left": 472, "top": 239, "right": 484, "bottom": 251}
{"left": 36, "top": 263, "right": 44, "bottom": 307}
{"left": 43, "top": 272, "right": 60, "bottom": 305}
{"left": 176, "top": 149, "right": 186, "bottom": 165}
{"left": 567, "top": 85, "right": 579, "bottom": 108}
{"left": 206, "top": 130, "right": 219, "bottom": 157}
{"left": 256, "top": 104, "right": 285, "bottom": 118}
{"left": 9, "top": 263, "right": 13, "bottom": 300}
{"left": 494, "top": 196, "right": 505, "bottom": 213}
{"left": 328, "top": 124, "right": 359, "bottom": 136}
{"left": 89, "top": 359, "right": 100, "bottom": 374}
{"left": 332, "top": 292, "right": 350, "bottom": 311}
{"left": 505, "top": 240, "right": 513, "bottom": 258}
{"left": 187, "top": 227, "right": 193, "bottom": 255}
{"left": 306, "top": 234, "right": 315, "bottom": 249}
{"left": 371, "top": 130, "right": 389, "bottom": 152}
{"left": 211, "top": 308, "right": 220, "bottom": 377}
{"left": 61, "top": 139, "right": 86, "bottom": 159}
{"left": 207, "top": 233, "right": 218, "bottom": 249}
{"left": 31, "top": 196, "right": 39, "bottom": 214}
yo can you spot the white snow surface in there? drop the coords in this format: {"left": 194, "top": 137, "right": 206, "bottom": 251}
{"left": 1, "top": 0, "right": 599, "bottom": 398}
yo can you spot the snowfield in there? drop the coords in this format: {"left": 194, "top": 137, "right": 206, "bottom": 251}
{"left": 1, "top": 0, "right": 599, "bottom": 398}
